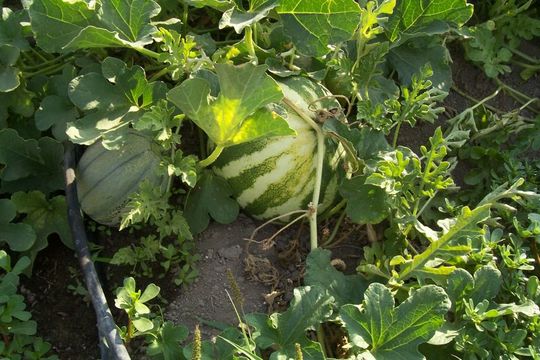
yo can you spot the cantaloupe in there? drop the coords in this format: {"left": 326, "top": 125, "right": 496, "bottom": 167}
{"left": 76, "top": 132, "right": 165, "bottom": 226}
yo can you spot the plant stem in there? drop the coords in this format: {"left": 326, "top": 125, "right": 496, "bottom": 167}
{"left": 244, "top": 26, "right": 257, "bottom": 64}
{"left": 126, "top": 317, "right": 134, "bottom": 343}
{"left": 182, "top": 3, "right": 189, "bottom": 36}
{"left": 166, "top": 124, "right": 184, "bottom": 194}
{"left": 22, "top": 62, "right": 66, "bottom": 78}
{"left": 317, "top": 324, "right": 327, "bottom": 357}
{"left": 319, "top": 198, "right": 346, "bottom": 221}
{"left": 392, "top": 120, "right": 402, "bottom": 148}
{"left": 133, "top": 46, "right": 161, "bottom": 60}
{"left": 508, "top": 47, "right": 539, "bottom": 64}
{"left": 451, "top": 85, "right": 504, "bottom": 114}
{"left": 530, "top": 238, "right": 540, "bottom": 272}
{"left": 320, "top": 208, "right": 346, "bottom": 248}
{"left": 30, "top": 46, "right": 51, "bottom": 62}
{"left": 495, "top": 79, "right": 539, "bottom": 112}
{"left": 149, "top": 66, "right": 170, "bottom": 82}
{"left": 21, "top": 53, "right": 75, "bottom": 71}
{"left": 283, "top": 98, "right": 325, "bottom": 250}
{"left": 198, "top": 145, "right": 224, "bottom": 168}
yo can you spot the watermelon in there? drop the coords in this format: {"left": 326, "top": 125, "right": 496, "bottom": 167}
{"left": 76, "top": 131, "right": 165, "bottom": 226}
{"left": 213, "top": 76, "right": 341, "bottom": 221}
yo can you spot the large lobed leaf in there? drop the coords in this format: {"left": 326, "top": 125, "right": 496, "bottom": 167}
{"left": 385, "top": 0, "right": 473, "bottom": 42}
{"left": 27, "top": 0, "right": 161, "bottom": 53}
{"left": 277, "top": 0, "right": 361, "bottom": 57}
{"left": 246, "top": 286, "right": 333, "bottom": 359}
{"left": 305, "top": 248, "right": 369, "bottom": 308}
{"left": 0, "top": 129, "right": 65, "bottom": 194}
{"left": 66, "top": 57, "right": 167, "bottom": 147}
{"left": 341, "top": 283, "right": 450, "bottom": 359}
{"left": 167, "top": 63, "right": 294, "bottom": 148}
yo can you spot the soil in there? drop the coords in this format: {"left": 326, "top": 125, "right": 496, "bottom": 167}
{"left": 18, "top": 41, "right": 539, "bottom": 360}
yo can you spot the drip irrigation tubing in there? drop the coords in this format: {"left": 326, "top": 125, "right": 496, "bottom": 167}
{"left": 63, "top": 142, "right": 131, "bottom": 360}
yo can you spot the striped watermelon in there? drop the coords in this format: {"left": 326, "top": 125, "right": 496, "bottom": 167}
{"left": 77, "top": 131, "right": 165, "bottom": 226}
{"left": 213, "top": 76, "right": 341, "bottom": 221}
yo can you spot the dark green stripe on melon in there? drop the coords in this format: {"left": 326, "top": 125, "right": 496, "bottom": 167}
{"left": 77, "top": 132, "right": 165, "bottom": 226}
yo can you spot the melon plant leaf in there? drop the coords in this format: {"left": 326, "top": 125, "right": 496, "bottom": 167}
{"left": 277, "top": 0, "right": 361, "bottom": 57}
{"left": 182, "top": 0, "right": 234, "bottom": 11}
{"left": 184, "top": 171, "right": 239, "bottom": 234}
{"left": 0, "top": 199, "right": 36, "bottom": 252}
{"left": 26, "top": 0, "right": 98, "bottom": 53}
{"left": 219, "top": 0, "right": 279, "bottom": 33}
{"left": 305, "top": 248, "right": 368, "bottom": 307}
{"left": 396, "top": 204, "right": 491, "bottom": 281}
{"left": 35, "top": 96, "right": 78, "bottom": 141}
{"left": 447, "top": 266, "right": 502, "bottom": 308}
{"left": 167, "top": 63, "right": 294, "bottom": 147}
{"left": 0, "top": 44, "right": 20, "bottom": 92}
{"left": 66, "top": 57, "right": 167, "bottom": 147}
{"left": 385, "top": 0, "right": 474, "bottom": 42}
{"left": 340, "top": 176, "right": 389, "bottom": 225}
{"left": 0, "top": 129, "right": 65, "bottom": 194}
{"left": 0, "top": 7, "right": 30, "bottom": 50}
{"left": 146, "top": 322, "right": 188, "bottom": 359}
{"left": 340, "top": 283, "right": 450, "bottom": 359}
{"left": 27, "top": 0, "right": 161, "bottom": 53}
{"left": 34, "top": 65, "right": 79, "bottom": 141}
{"left": 246, "top": 286, "right": 333, "bottom": 359}
{"left": 11, "top": 191, "right": 73, "bottom": 250}
{"left": 388, "top": 38, "right": 452, "bottom": 91}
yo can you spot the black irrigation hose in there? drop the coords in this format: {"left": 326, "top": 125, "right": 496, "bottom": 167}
{"left": 64, "top": 142, "right": 131, "bottom": 360}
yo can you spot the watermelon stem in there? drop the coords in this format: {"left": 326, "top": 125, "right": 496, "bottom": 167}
{"left": 247, "top": 210, "right": 307, "bottom": 245}
{"left": 282, "top": 98, "right": 326, "bottom": 250}
{"left": 199, "top": 145, "right": 225, "bottom": 168}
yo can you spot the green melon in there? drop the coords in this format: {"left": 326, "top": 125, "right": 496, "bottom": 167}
{"left": 213, "top": 76, "right": 342, "bottom": 221}
{"left": 77, "top": 132, "right": 165, "bottom": 226}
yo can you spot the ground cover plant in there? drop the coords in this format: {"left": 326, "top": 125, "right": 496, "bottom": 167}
{"left": 0, "top": 0, "right": 539, "bottom": 358}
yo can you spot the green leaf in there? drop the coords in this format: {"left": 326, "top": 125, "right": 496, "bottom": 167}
{"left": 246, "top": 286, "right": 333, "bottom": 359}
{"left": 341, "top": 283, "right": 450, "bottom": 359}
{"left": 183, "top": 0, "right": 234, "bottom": 11}
{"left": 0, "top": 199, "right": 36, "bottom": 252}
{"left": 167, "top": 63, "right": 293, "bottom": 147}
{"left": 35, "top": 65, "right": 79, "bottom": 141}
{"left": 219, "top": 0, "right": 279, "bottom": 33}
{"left": 385, "top": 0, "right": 473, "bottom": 42}
{"left": 27, "top": 0, "right": 161, "bottom": 52}
{"left": 11, "top": 191, "right": 73, "bottom": 249}
{"left": 133, "top": 317, "right": 154, "bottom": 332}
{"left": 184, "top": 171, "right": 239, "bottom": 234}
{"left": 146, "top": 322, "right": 188, "bottom": 359}
{"left": 340, "top": 177, "right": 389, "bottom": 224}
{"left": 0, "top": 129, "right": 65, "bottom": 194}
{"left": 170, "top": 152, "right": 198, "bottom": 187}
{"left": 305, "top": 248, "right": 368, "bottom": 307}
{"left": 139, "top": 283, "right": 160, "bottom": 303}
{"left": 0, "top": 44, "right": 20, "bottom": 92}
{"left": 388, "top": 38, "right": 452, "bottom": 91}
{"left": 9, "top": 319, "right": 37, "bottom": 335}
{"left": 35, "top": 96, "right": 78, "bottom": 141}
{"left": 94, "top": 0, "right": 160, "bottom": 47}
{"left": 277, "top": 0, "right": 361, "bottom": 57}
{"left": 0, "top": 7, "right": 30, "bottom": 50}
{"left": 66, "top": 58, "right": 167, "bottom": 146}
{"left": 396, "top": 205, "right": 491, "bottom": 281}
{"left": 471, "top": 265, "right": 501, "bottom": 304}
{"left": 27, "top": 0, "right": 98, "bottom": 53}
